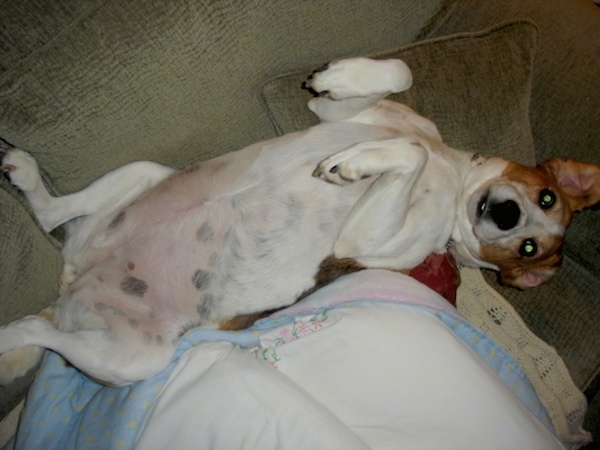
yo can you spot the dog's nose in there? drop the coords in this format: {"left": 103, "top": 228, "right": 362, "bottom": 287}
{"left": 489, "top": 200, "right": 520, "bottom": 230}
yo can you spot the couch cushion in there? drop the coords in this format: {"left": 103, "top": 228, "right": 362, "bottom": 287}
{"left": 0, "top": 0, "right": 446, "bottom": 195}
{"left": 261, "top": 21, "right": 538, "bottom": 165}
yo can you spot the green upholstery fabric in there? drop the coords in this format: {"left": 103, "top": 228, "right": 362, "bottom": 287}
{"left": 0, "top": 0, "right": 445, "bottom": 194}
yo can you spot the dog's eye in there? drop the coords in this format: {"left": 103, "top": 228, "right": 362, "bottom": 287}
{"left": 539, "top": 189, "right": 556, "bottom": 209}
{"left": 519, "top": 239, "right": 537, "bottom": 257}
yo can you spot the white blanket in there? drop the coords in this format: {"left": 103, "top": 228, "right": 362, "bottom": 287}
{"left": 9, "top": 270, "right": 565, "bottom": 450}
{"left": 137, "top": 271, "right": 563, "bottom": 450}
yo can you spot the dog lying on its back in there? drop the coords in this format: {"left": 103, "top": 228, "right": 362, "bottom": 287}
{"left": 1, "top": 58, "right": 599, "bottom": 386}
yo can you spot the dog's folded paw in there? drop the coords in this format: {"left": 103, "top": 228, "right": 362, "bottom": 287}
{"left": 313, "top": 151, "right": 371, "bottom": 185}
{"left": 1, "top": 148, "right": 41, "bottom": 193}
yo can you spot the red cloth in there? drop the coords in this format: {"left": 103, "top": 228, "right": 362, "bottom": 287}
{"left": 409, "top": 253, "right": 460, "bottom": 306}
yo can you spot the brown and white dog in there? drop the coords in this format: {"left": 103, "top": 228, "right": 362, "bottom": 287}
{"left": 1, "top": 58, "right": 599, "bottom": 386}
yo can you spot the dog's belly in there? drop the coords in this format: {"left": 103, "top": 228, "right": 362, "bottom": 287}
{"left": 64, "top": 124, "right": 393, "bottom": 329}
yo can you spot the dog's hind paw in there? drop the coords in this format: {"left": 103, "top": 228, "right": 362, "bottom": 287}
{"left": 1, "top": 148, "right": 42, "bottom": 193}
{"left": 304, "top": 58, "right": 413, "bottom": 100}
{"left": 59, "top": 263, "right": 79, "bottom": 293}
{"left": 0, "top": 346, "right": 45, "bottom": 385}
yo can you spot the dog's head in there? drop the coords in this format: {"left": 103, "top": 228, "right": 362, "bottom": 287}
{"left": 456, "top": 157, "right": 600, "bottom": 289}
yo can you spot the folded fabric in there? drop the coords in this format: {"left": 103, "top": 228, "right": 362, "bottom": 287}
{"left": 9, "top": 270, "right": 557, "bottom": 450}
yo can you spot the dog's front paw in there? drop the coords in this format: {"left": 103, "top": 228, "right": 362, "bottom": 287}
{"left": 304, "top": 58, "right": 413, "bottom": 100}
{"left": 313, "top": 150, "right": 371, "bottom": 185}
{"left": 1, "top": 149, "right": 41, "bottom": 193}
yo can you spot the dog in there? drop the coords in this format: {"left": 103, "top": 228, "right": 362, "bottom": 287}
{"left": 1, "top": 57, "right": 599, "bottom": 386}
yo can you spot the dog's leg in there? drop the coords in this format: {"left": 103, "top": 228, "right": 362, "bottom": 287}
{"left": 1, "top": 149, "right": 174, "bottom": 232}
{"left": 304, "top": 58, "right": 413, "bottom": 123}
{"left": 0, "top": 307, "right": 54, "bottom": 383}
{"left": 0, "top": 303, "right": 177, "bottom": 386}
{"left": 314, "top": 138, "right": 429, "bottom": 261}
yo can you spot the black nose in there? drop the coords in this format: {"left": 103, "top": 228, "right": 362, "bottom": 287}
{"left": 490, "top": 200, "right": 520, "bottom": 230}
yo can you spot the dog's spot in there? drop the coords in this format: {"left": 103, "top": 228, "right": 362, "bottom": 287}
{"left": 143, "top": 331, "right": 153, "bottom": 344}
{"left": 110, "top": 306, "right": 126, "bottom": 317}
{"left": 197, "top": 293, "right": 215, "bottom": 316}
{"left": 109, "top": 211, "right": 126, "bottom": 229}
{"left": 128, "top": 318, "right": 139, "bottom": 329}
{"left": 192, "top": 269, "right": 211, "bottom": 290}
{"left": 97, "top": 276, "right": 105, "bottom": 283}
{"left": 208, "top": 253, "right": 219, "bottom": 268}
{"left": 120, "top": 276, "right": 148, "bottom": 298}
{"left": 196, "top": 223, "right": 214, "bottom": 242}
{"left": 94, "top": 302, "right": 108, "bottom": 311}
{"left": 156, "top": 335, "right": 164, "bottom": 346}
{"left": 318, "top": 216, "right": 333, "bottom": 235}
{"left": 285, "top": 195, "right": 305, "bottom": 229}
{"left": 127, "top": 261, "right": 135, "bottom": 271}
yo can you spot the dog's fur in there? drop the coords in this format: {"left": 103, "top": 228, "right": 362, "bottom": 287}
{"left": 1, "top": 58, "right": 599, "bottom": 386}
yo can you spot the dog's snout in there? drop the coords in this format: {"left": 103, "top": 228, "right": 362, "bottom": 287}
{"left": 490, "top": 200, "right": 520, "bottom": 230}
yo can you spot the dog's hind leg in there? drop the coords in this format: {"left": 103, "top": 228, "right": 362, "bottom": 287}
{"left": 304, "top": 58, "right": 413, "bottom": 123}
{"left": 0, "top": 303, "right": 177, "bottom": 386}
{"left": 1, "top": 149, "right": 174, "bottom": 232}
{"left": 0, "top": 307, "right": 54, "bottom": 384}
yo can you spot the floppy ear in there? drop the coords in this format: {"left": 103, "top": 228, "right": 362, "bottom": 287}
{"left": 499, "top": 265, "right": 559, "bottom": 290}
{"left": 542, "top": 158, "right": 600, "bottom": 212}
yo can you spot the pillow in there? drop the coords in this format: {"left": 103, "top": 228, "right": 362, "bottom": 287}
{"left": 261, "top": 20, "right": 538, "bottom": 166}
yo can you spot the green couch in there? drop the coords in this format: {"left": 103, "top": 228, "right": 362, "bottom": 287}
{"left": 1, "top": 0, "right": 599, "bottom": 446}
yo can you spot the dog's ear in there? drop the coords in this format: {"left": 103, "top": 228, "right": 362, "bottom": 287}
{"left": 499, "top": 265, "right": 558, "bottom": 290}
{"left": 542, "top": 158, "right": 600, "bottom": 212}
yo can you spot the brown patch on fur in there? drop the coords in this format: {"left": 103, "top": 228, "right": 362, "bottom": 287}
{"left": 38, "top": 307, "right": 55, "bottom": 323}
{"left": 314, "top": 255, "right": 366, "bottom": 289}
{"left": 297, "top": 255, "right": 367, "bottom": 302}
{"left": 541, "top": 158, "right": 600, "bottom": 212}
{"left": 218, "top": 310, "right": 275, "bottom": 331}
{"left": 502, "top": 162, "right": 572, "bottom": 225}
{"left": 480, "top": 236, "right": 564, "bottom": 289}
{"left": 217, "top": 255, "right": 367, "bottom": 331}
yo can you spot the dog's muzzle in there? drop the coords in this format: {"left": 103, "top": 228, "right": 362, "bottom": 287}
{"left": 477, "top": 192, "right": 521, "bottom": 231}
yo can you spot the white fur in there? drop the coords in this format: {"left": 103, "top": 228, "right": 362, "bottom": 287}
{"left": 0, "top": 58, "right": 566, "bottom": 385}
